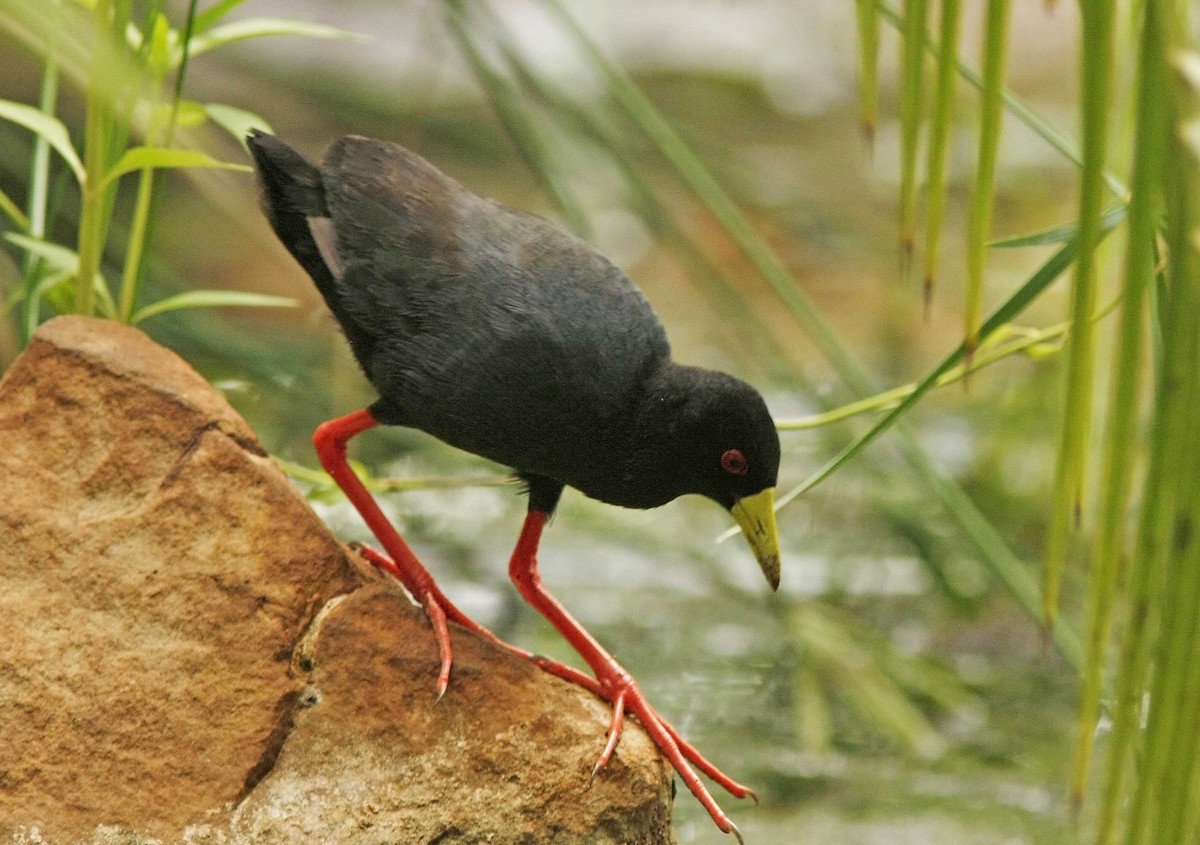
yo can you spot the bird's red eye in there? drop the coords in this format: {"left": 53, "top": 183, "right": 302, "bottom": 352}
{"left": 721, "top": 449, "right": 748, "bottom": 476}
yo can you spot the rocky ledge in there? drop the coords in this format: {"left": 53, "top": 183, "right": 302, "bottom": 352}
{"left": 0, "top": 316, "right": 673, "bottom": 845}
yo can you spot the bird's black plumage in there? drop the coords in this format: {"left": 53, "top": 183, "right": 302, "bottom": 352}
{"left": 249, "top": 131, "right": 779, "bottom": 522}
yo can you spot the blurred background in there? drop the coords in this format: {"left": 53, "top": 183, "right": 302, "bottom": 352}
{"left": 0, "top": 2, "right": 1092, "bottom": 842}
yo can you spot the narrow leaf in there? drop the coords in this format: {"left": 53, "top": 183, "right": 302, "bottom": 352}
{"left": 1044, "top": 0, "right": 1115, "bottom": 635}
{"left": 1057, "top": 0, "right": 1118, "bottom": 808}
{"left": 964, "top": 0, "right": 1012, "bottom": 358}
{"left": 443, "top": 2, "right": 591, "bottom": 239}
{"left": 777, "top": 237, "right": 1079, "bottom": 512}
{"left": 990, "top": 204, "right": 1126, "bottom": 248}
{"left": 899, "top": 0, "right": 929, "bottom": 262}
{"left": 187, "top": 17, "right": 365, "bottom": 59}
{"left": 855, "top": 0, "right": 881, "bottom": 146}
{"left": 100, "top": 146, "right": 250, "bottom": 188}
{"left": 5, "top": 232, "right": 115, "bottom": 317}
{"left": 922, "top": 0, "right": 961, "bottom": 305}
{"left": 193, "top": 0, "right": 248, "bottom": 33}
{"left": 203, "top": 103, "right": 272, "bottom": 146}
{"left": 0, "top": 186, "right": 31, "bottom": 231}
{"left": 130, "top": 289, "right": 296, "bottom": 324}
{"left": 0, "top": 98, "right": 86, "bottom": 184}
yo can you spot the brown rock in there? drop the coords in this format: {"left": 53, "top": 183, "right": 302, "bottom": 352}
{"left": 0, "top": 316, "right": 674, "bottom": 844}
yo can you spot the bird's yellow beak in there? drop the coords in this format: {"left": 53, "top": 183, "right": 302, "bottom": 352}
{"left": 731, "top": 487, "right": 781, "bottom": 591}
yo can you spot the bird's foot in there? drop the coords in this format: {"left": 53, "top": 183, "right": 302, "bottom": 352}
{"left": 352, "top": 542, "right": 541, "bottom": 698}
{"left": 351, "top": 543, "right": 604, "bottom": 692}
{"left": 538, "top": 658, "right": 754, "bottom": 841}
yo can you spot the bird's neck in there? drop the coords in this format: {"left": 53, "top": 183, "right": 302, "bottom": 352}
{"left": 611, "top": 362, "right": 705, "bottom": 509}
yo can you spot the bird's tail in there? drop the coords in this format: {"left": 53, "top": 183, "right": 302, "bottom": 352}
{"left": 247, "top": 130, "right": 373, "bottom": 362}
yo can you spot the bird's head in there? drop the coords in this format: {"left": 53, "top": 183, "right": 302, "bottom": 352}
{"left": 630, "top": 365, "right": 782, "bottom": 590}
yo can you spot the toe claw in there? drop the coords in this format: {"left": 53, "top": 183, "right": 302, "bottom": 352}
{"left": 744, "top": 787, "right": 759, "bottom": 806}
{"left": 726, "top": 819, "right": 746, "bottom": 845}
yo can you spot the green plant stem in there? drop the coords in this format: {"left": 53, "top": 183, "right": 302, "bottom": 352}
{"left": 119, "top": 0, "right": 198, "bottom": 323}
{"left": 19, "top": 44, "right": 57, "bottom": 342}
{"left": 118, "top": 168, "right": 155, "bottom": 322}
{"left": 442, "top": 1, "right": 591, "bottom": 238}
{"left": 75, "top": 0, "right": 116, "bottom": 316}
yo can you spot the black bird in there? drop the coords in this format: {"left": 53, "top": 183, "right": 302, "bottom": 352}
{"left": 248, "top": 131, "right": 781, "bottom": 840}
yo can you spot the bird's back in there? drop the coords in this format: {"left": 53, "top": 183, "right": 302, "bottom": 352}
{"left": 259, "top": 135, "right": 672, "bottom": 490}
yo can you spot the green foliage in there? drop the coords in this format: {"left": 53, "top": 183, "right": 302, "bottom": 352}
{"left": 870, "top": 0, "right": 1199, "bottom": 840}
{"left": 0, "top": 0, "right": 362, "bottom": 341}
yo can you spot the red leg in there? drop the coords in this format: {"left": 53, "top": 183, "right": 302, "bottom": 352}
{"left": 508, "top": 510, "right": 753, "bottom": 842}
{"left": 314, "top": 410, "right": 590, "bottom": 695}
{"left": 315, "top": 409, "right": 504, "bottom": 697}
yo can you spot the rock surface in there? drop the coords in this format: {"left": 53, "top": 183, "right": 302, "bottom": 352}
{"left": 0, "top": 316, "right": 674, "bottom": 844}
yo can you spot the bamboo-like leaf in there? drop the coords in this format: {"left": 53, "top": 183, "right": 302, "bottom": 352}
{"left": 1043, "top": 0, "right": 1115, "bottom": 636}
{"left": 203, "top": 102, "right": 272, "bottom": 146}
{"left": 990, "top": 204, "right": 1126, "bottom": 248}
{"left": 5, "top": 232, "right": 116, "bottom": 318}
{"left": 899, "top": 0, "right": 929, "bottom": 262}
{"left": 1076, "top": 4, "right": 1161, "bottom": 827}
{"left": 1115, "top": 22, "right": 1200, "bottom": 843}
{"left": 193, "top": 0, "right": 247, "bottom": 34}
{"left": 187, "top": 17, "right": 365, "bottom": 59}
{"left": 7, "top": 232, "right": 87, "bottom": 276}
{"left": 100, "top": 146, "right": 250, "bottom": 188}
{"left": 876, "top": 3, "right": 1127, "bottom": 200}
{"left": 0, "top": 98, "right": 86, "bottom": 184}
{"left": 922, "top": 0, "right": 961, "bottom": 305}
{"left": 854, "top": 0, "right": 881, "bottom": 146}
{"left": 964, "top": 0, "right": 1011, "bottom": 358}
{"left": 129, "top": 289, "right": 296, "bottom": 324}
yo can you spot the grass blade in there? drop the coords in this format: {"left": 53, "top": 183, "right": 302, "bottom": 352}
{"left": 100, "top": 146, "right": 250, "bottom": 188}
{"left": 877, "top": 2, "right": 1128, "bottom": 200}
{"left": 899, "top": 0, "right": 929, "bottom": 263}
{"left": 990, "top": 204, "right": 1126, "bottom": 248}
{"left": 964, "top": 0, "right": 1011, "bottom": 359}
{"left": 186, "top": 17, "right": 365, "bottom": 59}
{"left": 129, "top": 289, "right": 296, "bottom": 324}
{"left": 0, "top": 97, "right": 85, "bottom": 184}
{"left": 1043, "top": 0, "right": 1115, "bottom": 636}
{"left": 922, "top": 0, "right": 961, "bottom": 306}
{"left": 855, "top": 0, "right": 881, "bottom": 147}
{"left": 1071, "top": 0, "right": 1153, "bottom": 819}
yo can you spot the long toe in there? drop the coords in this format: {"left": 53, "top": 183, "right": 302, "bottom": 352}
{"left": 619, "top": 682, "right": 745, "bottom": 835}
{"left": 353, "top": 543, "right": 544, "bottom": 694}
